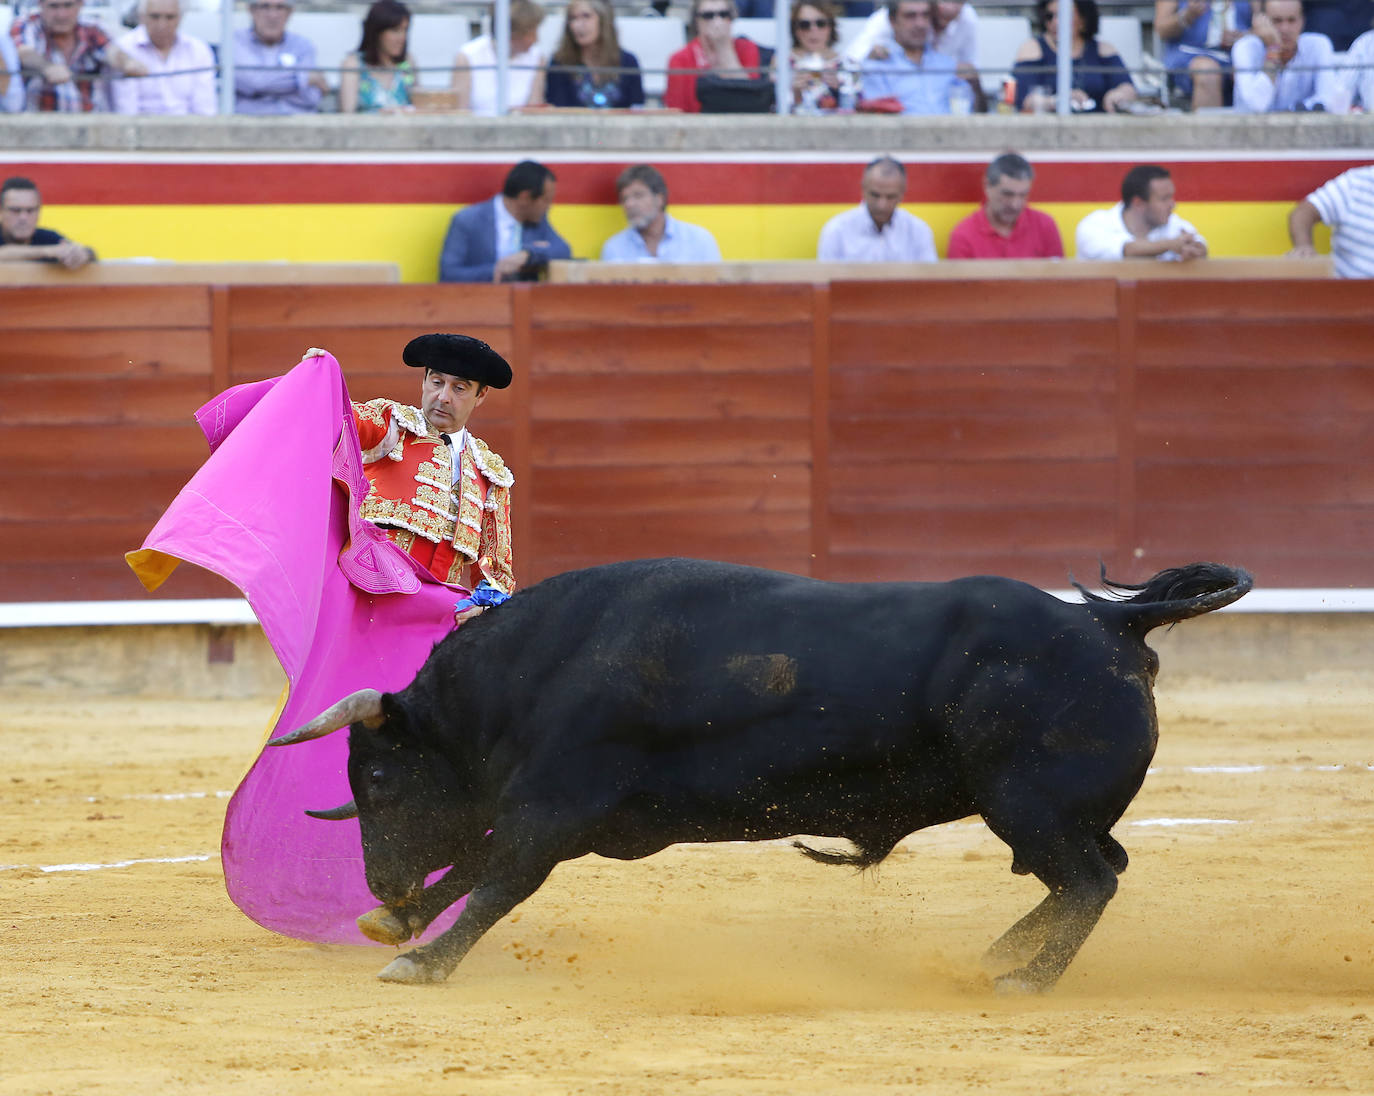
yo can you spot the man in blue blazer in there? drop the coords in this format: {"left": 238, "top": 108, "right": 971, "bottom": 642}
{"left": 438, "top": 161, "right": 573, "bottom": 283}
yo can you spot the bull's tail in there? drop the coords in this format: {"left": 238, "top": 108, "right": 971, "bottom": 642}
{"left": 1075, "top": 561, "right": 1253, "bottom": 633}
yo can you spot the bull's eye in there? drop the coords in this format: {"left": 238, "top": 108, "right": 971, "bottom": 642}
{"left": 371, "top": 767, "right": 386, "bottom": 783}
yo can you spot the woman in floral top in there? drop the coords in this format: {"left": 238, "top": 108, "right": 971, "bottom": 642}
{"left": 339, "top": 0, "right": 416, "bottom": 113}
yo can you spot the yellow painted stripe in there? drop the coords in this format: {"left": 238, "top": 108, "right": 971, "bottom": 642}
{"left": 47, "top": 201, "right": 1329, "bottom": 282}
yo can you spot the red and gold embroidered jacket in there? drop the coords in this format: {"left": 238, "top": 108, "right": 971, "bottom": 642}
{"left": 353, "top": 399, "right": 515, "bottom": 592}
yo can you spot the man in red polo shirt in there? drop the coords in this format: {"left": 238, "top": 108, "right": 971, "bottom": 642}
{"left": 947, "top": 152, "right": 1064, "bottom": 260}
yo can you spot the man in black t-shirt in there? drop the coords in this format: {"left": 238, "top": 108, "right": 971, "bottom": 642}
{"left": 0, "top": 176, "right": 96, "bottom": 269}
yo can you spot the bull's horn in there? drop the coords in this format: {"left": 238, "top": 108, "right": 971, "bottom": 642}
{"left": 305, "top": 800, "right": 359, "bottom": 821}
{"left": 268, "top": 688, "right": 384, "bottom": 746}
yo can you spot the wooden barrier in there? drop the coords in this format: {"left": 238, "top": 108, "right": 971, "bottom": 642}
{"left": 0, "top": 261, "right": 401, "bottom": 286}
{"left": 549, "top": 257, "right": 1335, "bottom": 283}
{"left": 2, "top": 278, "right": 1370, "bottom": 603}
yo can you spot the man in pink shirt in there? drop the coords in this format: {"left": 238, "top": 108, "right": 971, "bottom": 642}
{"left": 112, "top": 0, "right": 217, "bottom": 115}
{"left": 947, "top": 152, "right": 1064, "bottom": 260}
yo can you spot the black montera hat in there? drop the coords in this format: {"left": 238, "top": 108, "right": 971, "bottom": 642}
{"left": 402, "top": 333, "right": 512, "bottom": 389}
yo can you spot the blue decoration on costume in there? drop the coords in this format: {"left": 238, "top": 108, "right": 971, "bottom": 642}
{"left": 454, "top": 581, "right": 511, "bottom": 614}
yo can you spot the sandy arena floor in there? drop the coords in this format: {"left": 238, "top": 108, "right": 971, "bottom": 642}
{"left": 1, "top": 678, "right": 1371, "bottom": 1095}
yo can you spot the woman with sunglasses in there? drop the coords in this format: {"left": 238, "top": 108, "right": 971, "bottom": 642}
{"left": 789, "top": 0, "right": 845, "bottom": 109}
{"left": 546, "top": 0, "right": 645, "bottom": 108}
{"left": 664, "top": 0, "right": 766, "bottom": 112}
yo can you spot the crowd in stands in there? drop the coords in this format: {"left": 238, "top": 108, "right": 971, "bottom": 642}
{"left": 2, "top": 0, "right": 1371, "bottom": 114}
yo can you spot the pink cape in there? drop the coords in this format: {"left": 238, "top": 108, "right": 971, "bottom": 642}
{"left": 128, "top": 354, "right": 464, "bottom": 945}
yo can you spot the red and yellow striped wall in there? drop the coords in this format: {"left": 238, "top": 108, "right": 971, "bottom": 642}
{"left": 6, "top": 152, "right": 1366, "bottom": 282}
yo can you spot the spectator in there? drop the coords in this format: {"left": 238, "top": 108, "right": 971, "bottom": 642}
{"left": 339, "top": 0, "right": 415, "bottom": 113}
{"left": 1287, "top": 163, "right": 1374, "bottom": 278}
{"left": 859, "top": 0, "right": 965, "bottom": 113}
{"left": 1231, "top": 0, "right": 1341, "bottom": 111}
{"left": 1340, "top": 28, "right": 1374, "bottom": 109}
{"left": 845, "top": 0, "right": 984, "bottom": 109}
{"left": 439, "top": 160, "right": 572, "bottom": 283}
{"left": 664, "top": 0, "right": 767, "bottom": 113}
{"left": 1302, "top": 0, "right": 1373, "bottom": 51}
{"left": 1075, "top": 163, "right": 1208, "bottom": 262}
{"left": 0, "top": 175, "right": 96, "bottom": 267}
{"left": 1153, "top": 0, "right": 1252, "bottom": 109}
{"left": 452, "top": 0, "right": 546, "bottom": 115}
{"left": 111, "top": 0, "right": 215, "bottom": 116}
{"left": 233, "top": 0, "right": 327, "bottom": 114}
{"left": 789, "top": 0, "right": 847, "bottom": 111}
{"left": 947, "top": 152, "right": 1064, "bottom": 259}
{"left": 1012, "top": 0, "right": 1137, "bottom": 112}
{"left": 816, "top": 156, "right": 937, "bottom": 262}
{"left": 600, "top": 163, "right": 722, "bottom": 261}
{"left": 11, "top": 0, "right": 147, "bottom": 111}
{"left": 1, "top": 27, "right": 25, "bottom": 112}
{"left": 546, "top": 0, "right": 645, "bottom": 109}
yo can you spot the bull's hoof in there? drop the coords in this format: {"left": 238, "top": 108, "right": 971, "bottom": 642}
{"left": 377, "top": 955, "right": 447, "bottom": 984}
{"left": 993, "top": 970, "right": 1049, "bottom": 996}
{"left": 357, "top": 906, "right": 413, "bottom": 946}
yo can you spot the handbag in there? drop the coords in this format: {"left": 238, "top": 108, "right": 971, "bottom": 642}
{"left": 696, "top": 73, "right": 776, "bottom": 113}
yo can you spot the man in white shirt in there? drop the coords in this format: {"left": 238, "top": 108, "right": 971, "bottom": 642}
{"left": 600, "top": 163, "right": 722, "bottom": 263}
{"left": 112, "top": 0, "right": 216, "bottom": 115}
{"left": 1231, "top": 0, "right": 1342, "bottom": 112}
{"left": 1287, "top": 164, "right": 1374, "bottom": 279}
{"left": 1075, "top": 163, "right": 1208, "bottom": 262}
{"left": 817, "top": 157, "right": 937, "bottom": 263}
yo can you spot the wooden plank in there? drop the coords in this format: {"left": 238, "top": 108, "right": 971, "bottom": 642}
{"left": 831, "top": 415, "right": 1117, "bottom": 462}
{"left": 228, "top": 327, "right": 518, "bottom": 381}
{"left": 1135, "top": 364, "right": 1374, "bottom": 416}
{"left": 829, "top": 279, "right": 1120, "bottom": 323}
{"left": 811, "top": 283, "right": 830, "bottom": 581}
{"left": 531, "top": 283, "right": 814, "bottom": 328}
{"left": 1134, "top": 504, "right": 1374, "bottom": 562}
{"left": 1135, "top": 419, "right": 1369, "bottom": 463}
{"left": 1138, "top": 461, "right": 1374, "bottom": 506}
{"left": 833, "top": 459, "right": 1117, "bottom": 508}
{"left": 829, "top": 504, "right": 1116, "bottom": 556}
{"left": 826, "top": 549, "right": 1113, "bottom": 585}
{"left": 830, "top": 320, "right": 1119, "bottom": 370}
{"left": 0, "top": 560, "right": 240, "bottom": 602}
{"left": 532, "top": 464, "right": 810, "bottom": 516}
{"left": 0, "top": 329, "right": 214, "bottom": 378}
{"left": 0, "top": 261, "right": 399, "bottom": 287}
{"left": 0, "top": 376, "right": 212, "bottom": 427}
{"left": 0, "top": 286, "right": 211, "bottom": 329}
{"left": 831, "top": 379, "right": 1115, "bottom": 420}
{"left": 0, "top": 518, "right": 196, "bottom": 564}
{"left": 0, "top": 470, "right": 200, "bottom": 522}
{"left": 510, "top": 282, "right": 534, "bottom": 590}
{"left": 0, "top": 424, "right": 207, "bottom": 470}
{"left": 532, "top": 420, "right": 810, "bottom": 467}
{"left": 531, "top": 371, "right": 810, "bottom": 422}
{"left": 526, "top": 553, "right": 815, "bottom": 587}
{"left": 1115, "top": 280, "right": 1139, "bottom": 588}
{"left": 1135, "top": 320, "right": 1374, "bottom": 369}
{"left": 1135, "top": 278, "right": 1373, "bottom": 322}
{"left": 528, "top": 325, "right": 812, "bottom": 375}
{"left": 226, "top": 285, "right": 512, "bottom": 329}
{"left": 529, "top": 510, "right": 810, "bottom": 560}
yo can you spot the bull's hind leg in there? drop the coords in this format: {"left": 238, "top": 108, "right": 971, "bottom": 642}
{"left": 984, "top": 827, "right": 1120, "bottom": 994}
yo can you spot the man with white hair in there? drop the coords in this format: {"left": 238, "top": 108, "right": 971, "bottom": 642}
{"left": 233, "top": 0, "right": 327, "bottom": 114}
{"left": 111, "top": 0, "right": 216, "bottom": 114}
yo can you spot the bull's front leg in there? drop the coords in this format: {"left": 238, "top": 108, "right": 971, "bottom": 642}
{"left": 356, "top": 868, "right": 477, "bottom": 945}
{"left": 377, "top": 853, "right": 559, "bottom": 984}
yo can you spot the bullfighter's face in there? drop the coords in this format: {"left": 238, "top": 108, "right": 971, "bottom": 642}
{"left": 421, "top": 370, "right": 487, "bottom": 436}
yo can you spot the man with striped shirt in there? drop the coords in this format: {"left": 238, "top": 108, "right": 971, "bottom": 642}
{"left": 1288, "top": 165, "right": 1374, "bottom": 279}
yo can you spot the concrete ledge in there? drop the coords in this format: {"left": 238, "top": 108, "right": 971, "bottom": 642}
{"left": 3, "top": 112, "right": 1371, "bottom": 154}
{"left": 4, "top": 589, "right": 1371, "bottom": 630}
{"left": 1, "top": 608, "right": 1370, "bottom": 699}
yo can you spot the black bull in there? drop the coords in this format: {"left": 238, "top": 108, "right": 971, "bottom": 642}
{"left": 272, "top": 557, "right": 1252, "bottom": 991}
